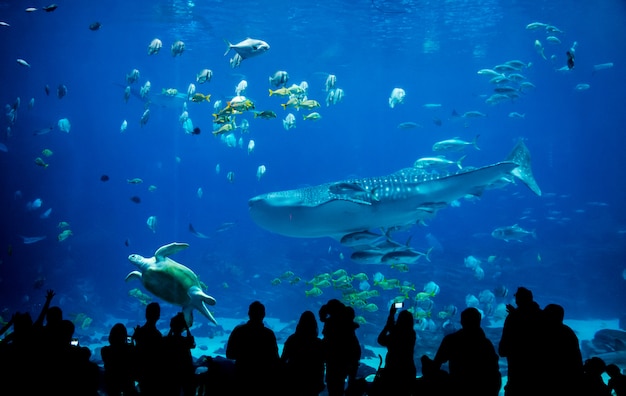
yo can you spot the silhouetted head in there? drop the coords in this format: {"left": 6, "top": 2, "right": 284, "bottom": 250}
{"left": 514, "top": 287, "right": 534, "bottom": 307}
{"left": 170, "top": 312, "right": 187, "bottom": 334}
{"left": 296, "top": 310, "right": 318, "bottom": 338}
{"left": 248, "top": 301, "right": 266, "bottom": 322}
{"left": 109, "top": 323, "right": 128, "bottom": 346}
{"left": 543, "top": 303, "right": 565, "bottom": 325}
{"left": 319, "top": 299, "right": 344, "bottom": 323}
{"left": 60, "top": 319, "right": 75, "bottom": 344}
{"left": 584, "top": 357, "right": 607, "bottom": 376}
{"left": 145, "top": 302, "right": 160, "bottom": 323}
{"left": 46, "top": 306, "right": 63, "bottom": 324}
{"left": 605, "top": 363, "right": 621, "bottom": 378}
{"left": 13, "top": 312, "right": 33, "bottom": 331}
{"left": 397, "top": 310, "right": 415, "bottom": 331}
{"left": 460, "top": 307, "right": 482, "bottom": 330}
{"left": 420, "top": 355, "right": 438, "bottom": 376}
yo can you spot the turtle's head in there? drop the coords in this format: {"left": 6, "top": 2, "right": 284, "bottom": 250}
{"left": 128, "top": 254, "right": 149, "bottom": 271}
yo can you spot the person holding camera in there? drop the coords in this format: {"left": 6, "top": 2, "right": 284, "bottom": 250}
{"left": 373, "top": 302, "right": 416, "bottom": 396}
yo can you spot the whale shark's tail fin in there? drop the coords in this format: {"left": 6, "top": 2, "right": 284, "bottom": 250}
{"left": 506, "top": 140, "right": 542, "bottom": 196}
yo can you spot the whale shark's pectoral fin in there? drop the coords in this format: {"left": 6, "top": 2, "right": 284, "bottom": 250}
{"left": 328, "top": 182, "right": 375, "bottom": 205}
{"left": 124, "top": 271, "right": 142, "bottom": 282}
{"left": 188, "top": 286, "right": 218, "bottom": 325}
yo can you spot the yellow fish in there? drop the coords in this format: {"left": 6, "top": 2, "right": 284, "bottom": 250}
{"left": 305, "top": 287, "right": 323, "bottom": 297}
{"left": 58, "top": 229, "right": 73, "bottom": 242}
{"left": 268, "top": 88, "right": 290, "bottom": 96}
{"left": 191, "top": 93, "right": 211, "bottom": 103}
{"left": 34, "top": 157, "right": 49, "bottom": 168}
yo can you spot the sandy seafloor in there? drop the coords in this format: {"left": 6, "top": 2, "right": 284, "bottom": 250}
{"left": 79, "top": 315, "right": 623, "bottom": 395}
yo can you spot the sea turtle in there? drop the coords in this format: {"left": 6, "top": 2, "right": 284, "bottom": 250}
{"left": 126, "top": 242, "right": 218, "bottom": 326}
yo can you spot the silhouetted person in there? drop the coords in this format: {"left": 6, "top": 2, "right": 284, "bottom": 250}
{"left": 606, "top": 363, "right": 626, "bottom": 396}
{"left": 226, "top": 301, "right": 280, "bottom": 395}
{"left": 374, "top": 305, "right": 416, "bottom": 396}
{"left": 0, "top": 312, "right": 36, "bottom": 392}
{"left": 281, "top": 310, "right": 326, "bottom": 396}
{"left": 498, "top": 286, "right": 542, "bottom": 396}
{"left": 414, "top": 355, "right": 451, "bottom": 396}
{"left": 133, "top": 302, "right": 164, "bottom": 396}
{"left": 49, "top": 319, "right": 100, "bottom": 395}
{"left": 162, "top": 312, "right": 196, "bottom": 396}
{"left": 102, "top": 323, "right": 139, "bottom": 396}
{"left": 319, "top": 299, "right": 362, "bottom": 396}
{"left": 434, "top": 307, "right": 501, "bottom": 396}
{"left": 541, "top": 303, "right": 583, "bottom": 394}
{"left": 581, "top": 357, "right": 611, "bottom": 395}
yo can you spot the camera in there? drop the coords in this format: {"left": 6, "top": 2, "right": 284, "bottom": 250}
{"left": 394, "top": 302, "right": 404, "bottom": 309}
{"left": 70, "top": 338, "right": 79, "bottom": 346}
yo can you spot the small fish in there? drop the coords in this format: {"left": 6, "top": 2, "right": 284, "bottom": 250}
{"left": 254, "top": 110, "right": 277, "bottom": 119}
{"left": 100, "top": 175, "right": 110, "bottom": 182}
{"left": 171, "top": 40, "right": 185, "bottom": 56}
{"left": 40, "top": 208, "right": 52, "bottom": 219}
{"left": 189, "top": 223, "right": 210, "bottom": 239}
{"left": 0, "top": 22, "right": 10, "bottom": 27}
{"left": 592, "top": 62, "right": 614, "bottom": 73}
{"left": 388, "top": 88, "right": 406, "bottom": 108}
{"left": 57, "top": 84, "right": 67, "bottom": 99}
{"left": 140, "top": 109, "right": 150, "bottom": 127}
{"left": 147, "top": 38, "right": 162, "bottom": 55}
{"left": 42, "top": 4, "right": 58, "bottom": 12}
{"left": 89, "top": 22, "right": 101, "bottom": 31}
{"left": 120, "top": 120, "right": 128, "bottom": 133}
{"left": 20, "top": 235, "right": 47, "bottom": 244}
{"left": 303, "top": 112, "right": 321, "bottom": 121}
{"left": 34, "top": 157, "right": 49, "bottom": 168}
{"left": 224, "top": 37, "right": 270, "bottom": 60}
{"left": 574, "top": 83, "right": 590, "bottom": 91}
{"left": 196, "top": 69, "right": 213, "bottom": 83}
{"left": 397, "top": 122, "right": 421, "bottom": 129}
{"left": 226, "top": 171, "right": 235, "bottom": 183}
{"left": 130, "top": 196, "right": 141, "bottom": 204}
{"left": 127, "top": 178, "right": 143, "bottom": 184}
{"left": 58, "top": 229, "right": 73, "bottom": 242}
{"left": 146, "top": 216, "right": 157, "bottom": 233}
{"left": 16, "top": 59, "right": 31, "bottom": 68}
{"left": 269, "top": 70, "right": 289, "bottom": 87}
{"left": 491, "top": 224, "right": 536, "bottom": 242}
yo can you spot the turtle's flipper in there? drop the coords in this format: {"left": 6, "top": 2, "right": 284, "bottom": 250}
{"left": 125, "top": 271, "right": 142, "bottom": 282}
{"left": 189, "top": 286, "right": 218, "bottom": 325}
{"left": 155, "top": 242, "right": 189, "bottom": 259}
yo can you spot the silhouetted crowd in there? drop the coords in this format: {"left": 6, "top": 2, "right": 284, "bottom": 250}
{"left": 1, "top": 287, "right": 625, "bottom": 396}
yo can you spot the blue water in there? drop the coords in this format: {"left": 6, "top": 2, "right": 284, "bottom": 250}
{"left": 1, "top": 0, "right": 625, "bottom": 341}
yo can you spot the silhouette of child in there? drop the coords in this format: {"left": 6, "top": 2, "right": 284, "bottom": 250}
{"left": 101, "top": 323, "right": 139, "bottom": 396}
{"left": 606, "top": 363, "right": 626, "bottom": 396}
{"left": 374, "top": 304, "right": 416, "bottom": 396}
{"left": 162, "top": 312, "right": 196, "bottom": 396}
{"left": 281, "top": 310, "right": 326, "bottom": 396}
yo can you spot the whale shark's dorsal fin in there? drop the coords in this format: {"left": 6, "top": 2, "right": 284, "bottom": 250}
{"left": 506, "top": 140, "right": 542, "bottom": 196}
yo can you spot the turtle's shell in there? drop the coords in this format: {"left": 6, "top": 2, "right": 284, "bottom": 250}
{"left": 141, "top": 257, "right": 202, "bottom": 305}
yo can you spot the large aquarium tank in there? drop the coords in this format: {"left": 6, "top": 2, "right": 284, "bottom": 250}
{"left": 1, "top": 0, "right": 625, "bottom": 388}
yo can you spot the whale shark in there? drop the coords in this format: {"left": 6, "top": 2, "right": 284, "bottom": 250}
{"left": 249, "top": 140, "right": 541, "bottom": 239}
